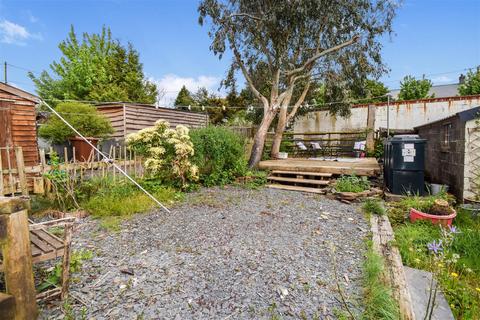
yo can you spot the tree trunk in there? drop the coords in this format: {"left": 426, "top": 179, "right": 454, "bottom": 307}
{"left": 248, "top": 109, "right": 276, "bottom": 168}
{"left": 270, "top": 106, "right": 288, "bottom": 159}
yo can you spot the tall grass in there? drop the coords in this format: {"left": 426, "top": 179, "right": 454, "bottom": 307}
{"left": 362, "top": 243, "right": 400, "bottom": 320}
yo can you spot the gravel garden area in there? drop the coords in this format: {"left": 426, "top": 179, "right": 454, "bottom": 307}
{"left": 40, "top": 186, "right": 369, "bottom": 319}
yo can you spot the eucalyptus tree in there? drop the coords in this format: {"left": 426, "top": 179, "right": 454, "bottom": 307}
{"left": 199, "top": 0, "right": 397, "bottom": 166}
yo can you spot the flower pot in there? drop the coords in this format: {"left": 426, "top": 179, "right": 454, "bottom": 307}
{"left": 409, "top": 208, "right": 457, "bottom": 226}
{"left": 277, "top": 152, "right": 288, "bottom": 159}
{"left": 69, "top": 137, "right": 99, "bottom": 162}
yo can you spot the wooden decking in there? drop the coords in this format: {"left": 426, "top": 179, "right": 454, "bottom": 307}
{"left": 259, "top": 157, "right": 381, "bottom": 177}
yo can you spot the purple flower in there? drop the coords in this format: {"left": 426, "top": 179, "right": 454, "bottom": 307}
{"left": 427, "top": 240, "right": 443, "bottom": 254}
{"left": 448, "top": 225, "right": 459, "bottom": 234}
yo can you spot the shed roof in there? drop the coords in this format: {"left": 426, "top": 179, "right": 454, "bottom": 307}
{"left": 415, "top": 106, "right": 480, "bottom": 129}
{"left": 0, "top": 82, "right": 39, "bottom": 103}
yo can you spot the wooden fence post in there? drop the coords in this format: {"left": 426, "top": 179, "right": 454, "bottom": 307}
{"left": 366, "top": 105, "right": 376, "bottom": 154}
{"left": 0, "top": 196, "right": 38, "bottom": 319}
{"left": 14, "top": 147, "right": 28, "bottom": 196}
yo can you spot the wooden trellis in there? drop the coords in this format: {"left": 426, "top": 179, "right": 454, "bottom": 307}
{"left": 465, "top": 125, "right": 480, "bottom": 200}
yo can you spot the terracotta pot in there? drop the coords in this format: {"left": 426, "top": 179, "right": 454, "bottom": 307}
{"left": 409, "top": 208, "right": 456, "bottom": 226}
{"left": 69, "top": 137, "right": 99, "bottom": 162}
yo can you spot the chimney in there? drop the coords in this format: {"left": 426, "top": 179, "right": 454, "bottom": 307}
{"left": 459, "top": 74, "right": 465, "bottom": 84}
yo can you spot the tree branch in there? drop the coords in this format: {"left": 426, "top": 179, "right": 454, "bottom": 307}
{"left": 286, "top": 36, "right": 359, "bottom": 76}
{"left": 227, "top": 13, "right": 263, "bottom": 21}
{"left": 287, "top": 80, "right": 311, "bottom": 122}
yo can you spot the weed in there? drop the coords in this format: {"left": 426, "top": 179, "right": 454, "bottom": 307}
{"left": 334, "top": 174, "right": 370, "bottom": 193}
{"left": 362, "top": 242, "right": 399, "bottom": 320}
{"left": 38, "top": 249, "right": 93, "bottom": 292}
{"left": 362, "top": 198, "right": 386, "bottom": 216}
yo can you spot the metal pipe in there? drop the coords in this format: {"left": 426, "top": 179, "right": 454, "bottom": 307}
{"left": 387, "top": 94, "right": 390, "bottom": 137}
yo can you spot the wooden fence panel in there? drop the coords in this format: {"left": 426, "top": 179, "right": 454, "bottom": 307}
{"left": 0, "top": 146, "right": 144, "bottom": 196}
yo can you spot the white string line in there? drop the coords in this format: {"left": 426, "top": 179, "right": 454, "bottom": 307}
{"left": 41, "top": 99, "right": 171, "bottom": 214}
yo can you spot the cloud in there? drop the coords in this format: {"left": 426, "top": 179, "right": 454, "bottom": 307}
{"left": 432, "top": 75, "right": 453, "bottom": 84}
{"left": 27, "top": 11, "right": 39, "bottom": 23}
{"left": 0, "top": 19, "right": 41, "bottom": 45}
{"left": 150, "top": 74, "right": 221, "bottom": 106}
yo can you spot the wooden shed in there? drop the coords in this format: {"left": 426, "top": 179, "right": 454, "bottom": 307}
{"left": 415, "top": 106, "right": 480, "bottom": 201}
{"left": 0, "top": 83, "right": 39, "bottom": 166}
{"left": 96, "top": 103, "right": 209, "bottom": 140}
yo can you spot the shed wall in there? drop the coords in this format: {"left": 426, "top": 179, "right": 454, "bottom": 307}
{"left": 416, "top": 116, "right": 465, "bottom": 200}
{"left": 0, "top": 90, "right": 39, "bottom": 166}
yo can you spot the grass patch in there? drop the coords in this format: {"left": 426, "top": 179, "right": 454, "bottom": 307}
{"left": 392, "top": 201, "right": 480, "bottom": 319}
{"left": 236, "top": 170, "right": 268, "bottom": 189}
{"left": 363, "top": 198, "right": 386, "bottom": 216}
{"left": 334, "top": 174, "right": 370, "bottom": 193}
{"left": 362, "top": 242, "right": 399, "bottom": 320}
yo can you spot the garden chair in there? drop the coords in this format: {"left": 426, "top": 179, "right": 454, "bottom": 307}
{"left": 294, "top": 141, "right": 309, "bottom": 157}
{"left": 0, "top": 217, "right": 75, "bottom": 301}
{"left": 309, "top": 142, "right": 323, "bottom": 158}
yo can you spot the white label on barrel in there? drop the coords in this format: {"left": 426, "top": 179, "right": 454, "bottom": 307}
{"left": 404, "top": 156, "right": 414, "bottom": 162}
{"left": 402, "top": 148, "right": 416, "bottom": 156}
{"left": 404, "top": 143, "right": 414, "bottom": 149}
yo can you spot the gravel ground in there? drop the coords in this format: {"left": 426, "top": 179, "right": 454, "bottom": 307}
{"left": 40, "top": 186, "right": 369, "bottom": 319}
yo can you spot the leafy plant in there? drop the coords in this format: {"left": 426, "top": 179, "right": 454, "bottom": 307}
{"left": 363, "top": 198, "right": 386, "bottom": 215}
{"left": 39, "top": 102, "right": 113, "bottom": 144}
{"left": 189, "top": 126, "right": 248, "bottom": 186}
{"left": 43, "top": 151, "right": 80, "bottom": 211}
{"left": 38, "top": 249, "right": 93, "bottom": 292}
{"left": 127, "top": 120, "right": 198, "bottom": 189}
{"left": 334, "top": 174, "right": 370, "bottom": 193}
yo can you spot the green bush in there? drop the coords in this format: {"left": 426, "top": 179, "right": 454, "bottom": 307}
{"left": 190, "top": 126, "right": 248, "bottom": 186}
{"left": 334, "top": 174, "right": 370, "bottom": 193}
{"left": 39, "top": 102, "right": 113, "bottom": 144}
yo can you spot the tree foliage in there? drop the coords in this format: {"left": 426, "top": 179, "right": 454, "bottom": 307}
{"left": 397, "top": 75, "right": 433, "bottom": 101}
{"left": 198, "top": 0, "right": 397, "bottom": 166}
{"left": 30, "top": 26, "right": 158, "bottom": 105}
{"left": 174, "top": 85, "right": 195, "bottom": 107}
{"left": 458, "top": 68, "right": 480, "bottom": 96}
{"left": 38, "top": 102, "right": 113, "bottom": 144}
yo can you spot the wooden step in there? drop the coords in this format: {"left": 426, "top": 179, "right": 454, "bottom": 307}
{"left": 271, "top": 170, "right": 332, "bottom": 178}
{"left": 267, "top": 184, "right": 326, "bottom": 194}
{"left": 268, "top": 176, "right": 330, "bottom": 185}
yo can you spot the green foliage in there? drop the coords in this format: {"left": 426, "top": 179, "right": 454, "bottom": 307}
{"left": 174, "top": 85, "right": 195, "bottom": 107}
{"left": 393, "top": 210, "right": 480, "bottom": 319}
{"left": 363, "top": 199, "right": 386, "bottom": 216}
{"left": 237, "top": 170, "right": 268, "bottom": 189}
{"left": 362, "top": 243, "right": 399, "bottom": 320}
{"left": 38, "top": 249, "right": 93, "bottom": 292}
{"left": 81, "top": 178, "right": 182, "bottom": 219}
{"left": 397, "top": 75, "right": 434, "bottom": 101}
{"left": 353, "top": 79, "right": 389, "bottom": 104}
{"left": 458, "top": 68, "right": 480, "bottom": 96}
{"left": 367, "top": 138, "right": 384, "bottom": 159}
{"left": 334, "top": 174, "right": 370, "bottom": 193}
{"left": 30, "top": 25, "right": 157, "bottom": 104}
{"left": 189, "top": 126, "right": 248, "bottom": 186}
{"left": 387, "top": 191, "right": 456, "bottom": 226}
{"left": 39, "top": 102, "right": 113, "bottom": 144}
{"left": 127, "top": 120, "right": 198, "bottom": 189}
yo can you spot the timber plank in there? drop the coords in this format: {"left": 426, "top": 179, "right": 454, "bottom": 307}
{"left": 271, "top": 170, "right": 332, "bottom": 177}
{"left": 267, "top": 176, "right": 330, "bottom": 185}
{"left": 267, "top": 184, "right": 325, "bottom": 194}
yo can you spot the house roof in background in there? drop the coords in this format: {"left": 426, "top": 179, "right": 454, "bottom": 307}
{"left": 389, "top": 83, "right": 460, "bottom": 100}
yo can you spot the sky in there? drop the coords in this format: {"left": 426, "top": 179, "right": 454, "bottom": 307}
{"left": 0, "top": 0, "right": 479, "bottom": 106}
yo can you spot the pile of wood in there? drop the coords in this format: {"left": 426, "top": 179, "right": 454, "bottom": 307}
{"left": 267, "top": 170, "right": 332, "bottom": 193}
{"left": 333, "top": 187, "right": 383, "bottom": 203}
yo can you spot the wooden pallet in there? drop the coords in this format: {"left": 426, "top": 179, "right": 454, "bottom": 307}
{"left": 267, "top": 170, "right": 332, "bottom": 193}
